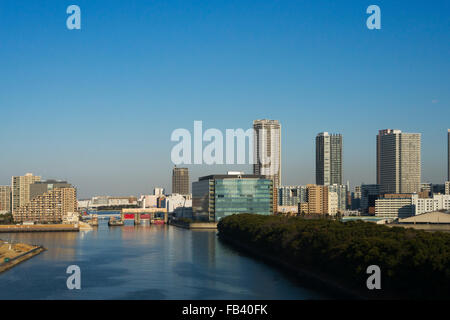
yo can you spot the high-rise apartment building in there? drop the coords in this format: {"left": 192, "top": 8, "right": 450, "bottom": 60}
{"left": 0, "top": 186, "right": 11, "bottom": 213}
{"left": 172, "top": 167, "right": 189, "bottom": 195}
{"left": 376, "top": 129, "right": 421, "bottom": 194}
{"left": 11, "top": 173, "right": 41, "bottom": 213}
{"left": 299, "top": 184, "right": 329, "bottom": 215}
{"left": 13, "top": 187, "right": 77, "bottom": 223}
{"left": 278, "top": 186, "right": 308, "bottom": 206}
{"left": 253, "top": 119, "right": 281, "bottom": 211}
{"left": 29, "top": 180, "right": 72, "bottom": 200}
{"left": 315, "top": 132, "right": 342, "bottom": 185}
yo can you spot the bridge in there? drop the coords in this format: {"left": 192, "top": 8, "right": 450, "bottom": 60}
{"left": 121, "top": 208, "right": 168, "bottom": 225}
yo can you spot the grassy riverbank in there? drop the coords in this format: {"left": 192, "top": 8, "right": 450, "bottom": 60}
{"left": 217, "top": 214, "right": 450, "bottom": 299}
{"left": 0, "top": 240, "right": 46, "bottom": 273}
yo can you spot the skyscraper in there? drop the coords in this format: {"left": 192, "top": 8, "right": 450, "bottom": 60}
{"left": 376, "top": 129, "right": 421, "bottom": 194}
{"left": 172, "top": 166, "right": 189, "bottom": 195}
{"left": 11, "top": 173, "right": 41, "bottom": 213}
{"left": 253, "top": 119, "right": 281, "bottom": 212}
{"left": 316, "top": 132, "right": 343, "bottom": 185}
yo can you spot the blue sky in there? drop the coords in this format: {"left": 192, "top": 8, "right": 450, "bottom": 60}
{"left": 0, "top": 0, "right": 449, "bottom": 198}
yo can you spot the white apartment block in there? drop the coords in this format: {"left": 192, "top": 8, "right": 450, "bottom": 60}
{"left": 375, "top": 197, "right": 415, "bottom": 219}
{"left": 328, "top": 191, "right": 338, "bottom": 216}
{"left": 376, "top": 193, "right": 450, "bottom": 219}
{"left": 413, "top": 194, "right": 450, "bottom": 215}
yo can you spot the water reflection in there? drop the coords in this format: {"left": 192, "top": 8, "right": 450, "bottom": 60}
{"left": 0, "top": 221, "right": 327, "bottom": 300}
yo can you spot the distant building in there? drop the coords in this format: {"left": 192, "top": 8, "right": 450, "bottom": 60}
{"left": 299, "top": 184, "right": 329, "bottom": 215}
{"left": 376, "top": 129, "right": 421, "bottom": 194}
{"left": 361, "top": 184, "right": 381, "bottom": 214}
{"left": 139, "top": 195, "right": 158, "bottom": 208}
{"left": 432, "top": 184, "right": 445, "bottom": 195}
{"left": 413, "top": 194, "right": 450, "bottom": 215}
{"left": 446, "top": 181, "right": 450, "bottom": 195}
{"left": 278, "top": 186, "right": 307, "bottom": 206}
{"left": 448, "top": 129, "right": 450, "bottom": 182}
{"left": 165, "top": 194, "right": 192, "bottom": 217}
{"left": 172, "top": 167, "right": 189, "bottom": 195}
{"left": 316, "top": 132, "right": 343, "bottom": 185}
{"left": 192, "top": 173, "right": 273, "bottom": 222}
{"left": 399, "top": 211, "right": 450, "bottom": 225}
{"left": 278, "top": 206, "right": 298, "bottom": 215}
{"left": 153, "top": 188, "right": 165, "bottom": 196}
{"left": 14, "top": 186, "right": 77, "bottom": 223}
{"left": 420, "top": 183, "right": 432, "bottom": 197}
{"left": 253, "top": 119, "right": 281, "bottom": 213}
{"left": 30, "top": 180, "right": 72, "bottom": 200}
{"left": 327, "top": 184, "right": 347, "bottom": 212}
{"left": 351, "top": 186, "right": 361, "bottom": 210}
{"left": 328, "top": 191, "right": 338, "bottom": 216}
{"left": 0, "top": 186, "right": 11, "bottom": 213}
{"left": 11, "top": 173, "right": 41, "bottom": 213}
{"left": 375, "top": 194, "right": 415, "bottom": 219}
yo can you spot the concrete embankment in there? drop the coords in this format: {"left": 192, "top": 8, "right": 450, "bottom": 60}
{"left": 0, "top": 243, "right": 46, "bottom": 273}
{"left": 0, "top": 224, "right": 79, "bottom": 233}
{"left": 217, "top": 234, "right": 378, "bottom": 300}
{"left": 169, "top": 220, "right": 218, "bottom": 230}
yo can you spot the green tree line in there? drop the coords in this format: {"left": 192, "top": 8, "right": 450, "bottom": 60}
{"left": 218, "top": 214, "right": 450, "bottom": 299}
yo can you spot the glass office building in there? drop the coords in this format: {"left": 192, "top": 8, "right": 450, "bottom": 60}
{"left": 192, "top": 174, "right": 273, "bottom": 222}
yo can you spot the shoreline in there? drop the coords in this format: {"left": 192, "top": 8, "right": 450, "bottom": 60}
{"left": 217, "top": 234, "right": 393, "bottom": 300}
{"left": 169, "top": 220, "right": 217, "bottom": 230}
{"left": 0, "top": 246, "right": 46, "bottom": 274}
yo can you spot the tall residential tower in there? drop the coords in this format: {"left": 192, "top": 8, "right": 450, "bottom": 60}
{"left": 172, "top": 167, "right": 189, "bottom": 195}
{"left": 448, "top": 129, "right": 450, "bottom": 182}
{"left": 253, "top": 119, "right": 281, "bottom": 212}
{"left": 376, "top": 129, "right": 421, "bottom": 194}
{"left": 315, "top": 132, "right": 343, "bottom": 185}
{"left": 11, "top": 173, "right": 41, "bottom": 213}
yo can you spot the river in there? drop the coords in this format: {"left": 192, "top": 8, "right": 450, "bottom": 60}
{"left": 0, "top": 221, "right": 327, "bottom": 300}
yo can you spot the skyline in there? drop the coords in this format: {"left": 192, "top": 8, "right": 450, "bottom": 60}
{"left": 1, "top": 0, "right": 449, "bottom": 198}
{"left": 1, "top": 126, "right": 449, "bottom": 199}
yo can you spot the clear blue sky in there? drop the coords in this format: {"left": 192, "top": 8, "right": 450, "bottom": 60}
{"left": 0, "top": 0, "right": 449, "bottom": 198}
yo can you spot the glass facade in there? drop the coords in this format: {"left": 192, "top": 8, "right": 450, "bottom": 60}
{"left": 214, "top": 179, "right": 273, "bottom": 221}
{"left": 192, "top": 176, "right": 273, "bottom": 222}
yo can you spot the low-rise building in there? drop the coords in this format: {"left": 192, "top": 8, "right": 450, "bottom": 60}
{"left": 413, "top": 194, "right": 450, "bottom": 215}
{"left": 375, "top": 194, "right": 415, "bottom": 219}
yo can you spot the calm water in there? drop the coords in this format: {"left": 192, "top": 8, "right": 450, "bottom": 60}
{"left": 0, "top": 222, "right": 326, "bottom": 300}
